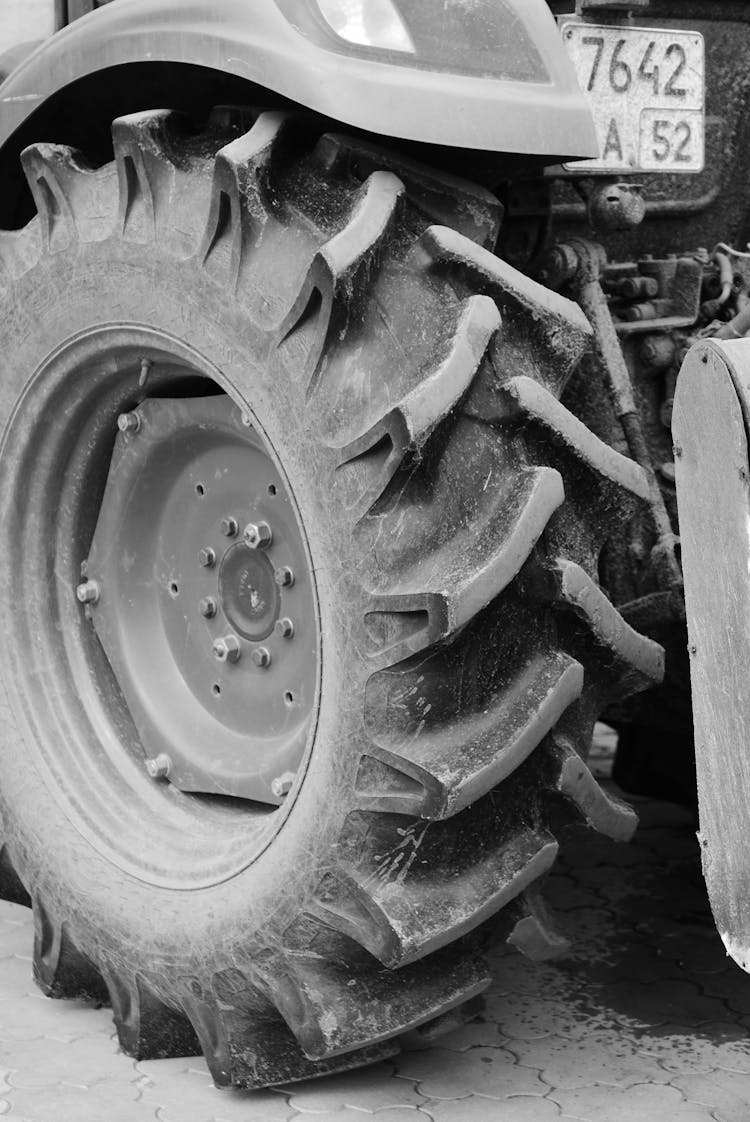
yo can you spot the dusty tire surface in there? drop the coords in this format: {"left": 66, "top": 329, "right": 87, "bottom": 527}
{"left": 0, "top": 109, "right": 663, "bottom": 1087}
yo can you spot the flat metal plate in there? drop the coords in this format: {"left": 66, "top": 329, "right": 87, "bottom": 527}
{"left": 674, "top": 339, "right": 750, "bottom": 972}
{"left": 560, "top": 21, "right": 705, "bottom": 174}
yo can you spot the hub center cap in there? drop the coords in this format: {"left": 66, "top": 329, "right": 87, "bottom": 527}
{"left": 219, "top": 543, "right": 279, "bottom": 641}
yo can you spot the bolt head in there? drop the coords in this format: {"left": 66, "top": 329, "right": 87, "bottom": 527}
{"left": 244, "top": 521, "right": 272, "bottom": 549}
{"left": 117, "top": 411, "right": 141, "bottom": 434}
{"left": 271, "top": 771, "right": 295, "bottom": 798}
{"left": 145, "top": 753, "right": 172, "bottom": 780}
{"left": 274, "top": 566, "right": 294, "bottom": 588}
{"left": 274, "top": 617, "right": 294, "bottom": 638}
{"left": 76, "top": 579, "right": 100, "bottom": 605}
{"left": 213, "top": 635, "right": 241, "bottom": 663}
{"left": 220, "top": 516, "right": 238, "bottom": 537}
{"left": 199, "top": 547, "right": 216, "bottom": 568}
{"left": 251, "top": 646, "right": 271, "bottom": 668}
{"left": 199, "top": 596, "right": 217, "bottom": 619}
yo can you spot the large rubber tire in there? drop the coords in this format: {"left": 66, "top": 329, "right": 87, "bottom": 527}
{"left": 0, "top": 109, "right": 664, "bottom": 1087}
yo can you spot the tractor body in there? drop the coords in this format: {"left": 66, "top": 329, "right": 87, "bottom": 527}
{"left": 0, "top": 0, "right": 747, "bottom": 1088}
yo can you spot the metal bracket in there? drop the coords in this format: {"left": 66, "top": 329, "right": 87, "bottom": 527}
{"left": 576, "top": 0, "right": 650, "bottom": 12}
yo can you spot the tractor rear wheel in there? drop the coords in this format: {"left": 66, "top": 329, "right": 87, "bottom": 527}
{"left": 0, "top": 109, "right": 663, "bottom": 1086}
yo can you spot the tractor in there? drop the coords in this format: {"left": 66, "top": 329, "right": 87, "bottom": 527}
{"left": 0, "top": 0, "right": 741, "bottom": 1089}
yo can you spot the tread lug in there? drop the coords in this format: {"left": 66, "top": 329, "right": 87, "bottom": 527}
{"left": 105, "top": 971, "right": 199, "bottom": 1060}
{"left": 339, "top": 294, "right": 500, "bottom": 512}
{"left": 32, "top": 899, "right": 107, "bottom": 1002}
{"left": 419, "top": 224, "right": 592, "bottom": 396}
{"left": 364, "top": 652, "right": 584, "bottom": 818}
{"left": 506, "top": 889, "right": 571, "bottom": 961}
{"left": 200, "top": 110, "right": 296, "bottom": 284}
{"left": 312, "top": 814, "right": 558, "bottom": 967}
{"left": 364, "top": 466, "right": 564, "bottom": 663}
{"left": 261, "top": 921, "right": 490, "bottom": 1059}
{"left": 315, "top": 131, "right": 502, "bottom": 249}
{"left": 21, "top": 143, "right": 95, "bottom": 252}
{"left": 277, "top": 170, "right": 404, "bottom": 391}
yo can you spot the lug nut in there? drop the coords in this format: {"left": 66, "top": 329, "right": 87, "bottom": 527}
{"left": 76, "top": 579, "right": 100, "bottom": 604}
{"left": 199, "top": 547, "right": 216, "bottom": 568}
{"left": 213, "top": 635, "right": 241, "bottom": 663}
{"left": 274, "top": 617, "right": 294, "bottom": 638}
{"left": 117, "top": 411, "right": 141, "bottom": 434}
{"left": 274, "top": 566, "right": 294, "bottom": 588}
{"left": 220, "top": 516, "right": 238, "bottom": 537}
{"left": 145, "top": 753, "right": 172, "bottom": 780}
{"left": 199, "top": 596, "right": 217, "bottom": 618}
{"left": 251, "top": 646, "right": 271, "bottom": 668}
{"left": 271, "top": 771, "right": 295, "bottom": 798}
{"left": 244, "top": 521, "right": 272, "bottom": 549}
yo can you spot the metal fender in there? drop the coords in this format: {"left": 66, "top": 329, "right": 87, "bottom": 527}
{"left": 0, "top": 0, "right": 598, "bottom": 159}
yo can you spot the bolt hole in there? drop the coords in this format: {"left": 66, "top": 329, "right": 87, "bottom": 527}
{"left": 169, "top": 581, "right": 179, "bottom": 597}
{"left": 268, "top": 484, "right": 277, "bottom": 496}
{"left": 284, "top": 691, "right": 294, "bottom": 706}
{"left": 212, "top": 683, "right": 222, "bottom": 697}
{"left": 195, "top": 482, "right": 205, "bottom": 496}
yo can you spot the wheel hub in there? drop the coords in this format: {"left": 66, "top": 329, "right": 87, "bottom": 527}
{"left": 218, "top": 543, "right": 280, "bottom": 642}
{"left": 81, "top": 391, "right": 317, "bottom": 805}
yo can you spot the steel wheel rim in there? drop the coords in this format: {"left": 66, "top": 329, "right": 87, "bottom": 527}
{"left": 0, "top": 325, "right": 321, "bottom": 888}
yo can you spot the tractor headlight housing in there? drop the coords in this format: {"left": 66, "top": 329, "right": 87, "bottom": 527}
{"left": 277, "top": 0, "right": 547, "bottom": 82}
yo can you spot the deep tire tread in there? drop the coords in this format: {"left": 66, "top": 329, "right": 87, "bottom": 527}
{"left": 0, "top": 109, "right": 664, "bottom": 1088}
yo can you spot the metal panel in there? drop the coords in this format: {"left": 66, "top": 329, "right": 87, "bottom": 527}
{"left": 0, "top": 0, "right": 598, "bottom": 159}
{"left": 674, "top": 338, "right": 750, "bottom": 972}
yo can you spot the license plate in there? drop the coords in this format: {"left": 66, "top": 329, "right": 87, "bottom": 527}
{"left": 560, "top": 21, "right": 705, "bottom": 174}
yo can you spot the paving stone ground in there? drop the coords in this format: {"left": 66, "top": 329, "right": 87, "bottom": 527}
{"left": 0, "top": 729, "right": 748, "bottom": 1121}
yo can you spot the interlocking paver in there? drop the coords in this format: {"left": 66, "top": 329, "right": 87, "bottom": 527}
{"left": 5, "top": 1083, "right": 157, "bottom": 1122}
{"left": 6, "top": 1031, "right": 131, "bottom": 1089}
{"left": 636, "top": 1021, "right": 750, "bottom": 1075}
{"left": 671, "top": 1069, "right": 750, "bottom": 1122}
{"left": 0, "top": 990, "right": 114, "bottom": 1043}
{"left": 330, "top": 1110, "right": 436, "bottom": 1122}
{"left": 548, "top": 1081, "right": 718, "bottom": 1122}
{"left": 0, "top": 735, "right": 748, "bottom": 1120}
{"left": 139, "top": 1059, "right": 293, "bottom": 1122}
{"left": 285, "top": 1062, "right": 426, "bottom": 1113}
{"left": 430, "top": 1096, "right": 563, "bottom": 1121}
{"left": 505, "top": 1030, "right": 671, "bottom": 1090}
{"left": 395, "top": 1045, "right": 549, "bottom": 1100}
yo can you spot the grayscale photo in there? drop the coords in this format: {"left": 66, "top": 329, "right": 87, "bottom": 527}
{"left": 0, "top": 2, "right": 745, "bottom": 1120}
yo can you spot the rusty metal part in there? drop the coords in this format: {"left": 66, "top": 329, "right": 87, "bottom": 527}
{"left": 557, "top": 238, "right": 683, "bottom": 598}
{"left": 639, "top": 333, "right": 676, "bottom": 372}
{"left": 585, "top": 182, "right": 646, "bottom": 233}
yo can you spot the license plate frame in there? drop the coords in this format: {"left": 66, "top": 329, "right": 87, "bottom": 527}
{"left": 559, "top": 20, "right": 705, "bottom": 175}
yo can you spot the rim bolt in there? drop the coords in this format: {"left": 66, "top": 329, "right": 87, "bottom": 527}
{"left": 244, "top": 521, "right": 272, "bottom": 549}
{"left": 117, "top": 411, "right": 141, "bottom": 434}
{"left": 199, "top": 596, "right": 217, "bottom": 619}
{"left": 220, "top": 516, "right": 239, "bottom": 537}
{"left": 199, "top": 547, "right": 216, "bottom": 568}
{"left": 251, "top": 646, "right": 272, "bottom": 668}
{"left": 213, "top": 635, "right": 241, "bottom": 663}
{"left": 274, "top": 617, "right": 295, "bottom": 638}
{"left": 271, "top": 771, "right": 295, "bottom": 799}
{"left": 145, "top": 753, "right": 171, "bottom": 780}
{"left": 76, "top": 579, "right": 100, "bottom": 604}
{"left": 274, "top": 566, "right": 294, "bottom": 588}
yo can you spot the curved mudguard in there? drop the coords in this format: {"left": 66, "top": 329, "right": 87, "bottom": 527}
{"left": 674, "top": 339, "right": 750, "bottom": 973}
{"left": 0, "top": 0, "right": 597, "bottom": 160}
